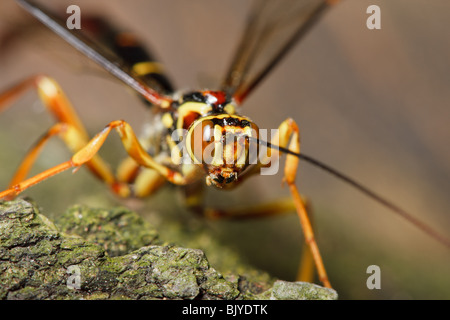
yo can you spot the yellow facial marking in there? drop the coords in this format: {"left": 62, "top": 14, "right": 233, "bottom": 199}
{"left": 176, "top": 102, "right": 213, "bottom": 130}
{"left": 223, "top": 103, "right": 235, "bottom": 115}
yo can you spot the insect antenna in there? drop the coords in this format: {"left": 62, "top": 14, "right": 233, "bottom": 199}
{"left": 15, "top": 0, "right": 172, "bottom": 107}
{"left": 251, "top": 137, "right": 450, "bottom": 249}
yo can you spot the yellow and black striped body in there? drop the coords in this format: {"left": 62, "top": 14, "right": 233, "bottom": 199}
{"left": 168, "top": 90, "right": 259, "bottom": 188}
{"left": 83, "top": 17, "right": 259, "bottom": 188}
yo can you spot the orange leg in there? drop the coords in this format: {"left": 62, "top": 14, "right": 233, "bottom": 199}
{"left": 7, "top": 123, "right": 67, "bottom": 189}
{"left": 0, "top": 75, "right": 192, "bottom": 199}
{"left": 116, "top": 156, "right": 168, "bottom": 198}
{"left": 0, "top": 75, "right": 88, "bottom": 137}
{"left": 202, "top": 196, "right": 317, "bottom": 284}
{"left": 296, "top": 199, "right": 316, "bottom": 284}
{"left": 0, "top": 74, "right": 129, "bottom": 197}
{"left": 0, "top": 75, "right": 201, "bottom": 200}
{"left": 182, "top": 118, "right": 323, "bottom": 286}
{"left": 271, "top": 118, "right": 331, "bottom": 288}
{"left": 203, "top": 197, "right": 295, "bottom": 220}
{"left": 0, "top": 119, "right": 196, "bottom": 200}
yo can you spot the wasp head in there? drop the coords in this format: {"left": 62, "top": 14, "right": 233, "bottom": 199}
{"left": 185, "top": 114, "right": 259, "bottom": 188}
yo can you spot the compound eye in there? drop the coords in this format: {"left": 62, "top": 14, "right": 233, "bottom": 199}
{"left": 244, "top": 122, "right": 259, "bottom": 165}
{"left": 250, "top": 122, "right": 259, "bottom": 139}
{"left": 189, "top": 120, "right": 215, "bottom": 164}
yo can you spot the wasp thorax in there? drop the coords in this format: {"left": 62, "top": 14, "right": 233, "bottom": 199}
{"left": 185, "top": 115, "right": 259, "bottom": 187}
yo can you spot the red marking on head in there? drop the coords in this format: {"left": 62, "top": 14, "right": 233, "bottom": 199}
{"left": 203, "top": 91, "right": 227, "bottom": 106}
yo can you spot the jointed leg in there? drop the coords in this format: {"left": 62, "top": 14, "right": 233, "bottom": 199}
{"left": 272, "top": 118, "right": 331, "bottom": 288}
{"left": 0, "top": 75, "right": 88, "bottom": 137}
{"left": 0, "top": 119, "right": 195, "bottom": 200}
{"left": 187, "top": 117, "right": 327, "bottom": 286}
{"left": 203, "top": 197, "right": 296, "bottom": 220}
{"left": 0, "top": 75, "right": 130, "bottom": 197}
{"left": 0, "top": 75, "right": 195, "bottom": 199}
{"left": 181, "top": 168, "right": 318, "bottom": 284}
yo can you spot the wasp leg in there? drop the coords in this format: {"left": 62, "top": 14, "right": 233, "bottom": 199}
{"left": 116, "top": 157, "right": 168, "bottom": 198}
{"left": 296, "top": 198, "right": 316, "bottom": 284}
{"left": 0, "top": 75, "right": 129, "bottom": 197}
{"left": 206, "top": 197, "right": 316, "bottom": 284}
{"left": 0, "top": 75, "right": 87, "bottom": 136}
{"left": 207, "top": 202, "right": 317, "bottom": 283}
{"left": 210, "top": 199, "right": 317, "bottom": 283}
{"left": 0, "top": 119, "right": 196, "bottom": 200}
{"left": 271, "top": 118, "right": 331, "bottom": 288}
{"left": 204, "top": 197, "right": 294, "bottom": 219}
{"left": 181, "top": 175, "right": 317, "bottom": 284}
{"left": 6, "top": 123, "right": 68, "bottom": 192}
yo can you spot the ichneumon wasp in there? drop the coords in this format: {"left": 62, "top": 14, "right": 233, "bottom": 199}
{"left": 0, "top": 0, "right": 450, "bottom": 298}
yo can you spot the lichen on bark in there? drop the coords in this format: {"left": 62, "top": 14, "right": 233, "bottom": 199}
{"left": 0, "top": 198, "right": 337, "bottom": 300}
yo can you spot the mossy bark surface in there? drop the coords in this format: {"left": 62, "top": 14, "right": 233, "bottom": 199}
{"left": 0, "top": 199, "right": 337, "bottom": 300}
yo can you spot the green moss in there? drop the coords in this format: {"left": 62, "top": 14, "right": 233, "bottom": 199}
{"left": 0, "top": 199, "right": 337, "bottom": 300}
{"left": 57, "top": 205, "right": 159, "bottom": 257}
{"left": 270, "top": 280, "right": 338, "bottom": 300}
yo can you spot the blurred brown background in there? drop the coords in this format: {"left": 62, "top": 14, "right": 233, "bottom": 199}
{"left": 1, "top": 0, "right": 450, "bottom": 299}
